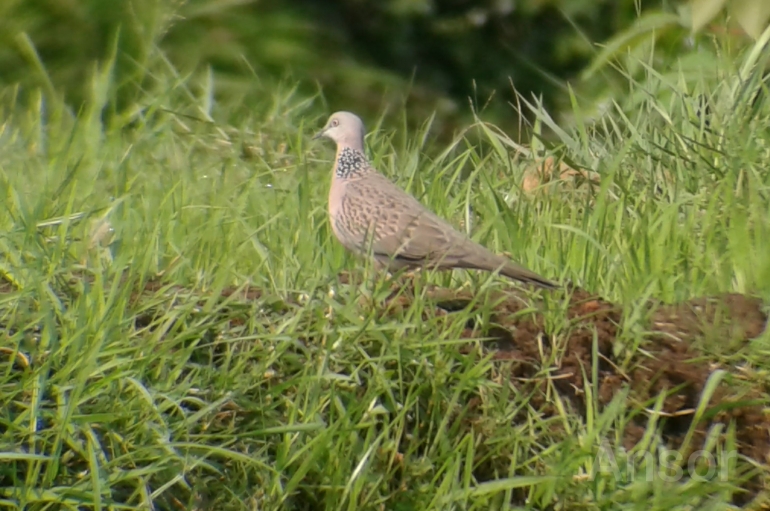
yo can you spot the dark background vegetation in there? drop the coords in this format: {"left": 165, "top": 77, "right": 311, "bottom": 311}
{"left": 0, "top": 0, "right": 758, "bottom": 135}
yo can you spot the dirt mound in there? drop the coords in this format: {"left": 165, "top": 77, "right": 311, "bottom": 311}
{"left": 369, "top": 275, "right": 769, "bottom": 503}
{"left": 143, "top": 270, "right": 768, "bottom": 479}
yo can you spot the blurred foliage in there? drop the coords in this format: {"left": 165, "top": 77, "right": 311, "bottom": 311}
{"left": 690, "top": 0, "right": 770, "bottom": 39}
{"left": 0, "top": 0, "right": 765, "bottom": 137}
{"left": 0, "top": 0, "right": 175, "bottom": 102}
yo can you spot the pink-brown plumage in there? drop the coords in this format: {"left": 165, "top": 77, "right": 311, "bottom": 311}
{"left": 313, "top": 111, "right": 558, "bottom": 289}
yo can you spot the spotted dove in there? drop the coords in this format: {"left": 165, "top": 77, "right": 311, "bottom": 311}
{"left": 313, "top": 111, "right": 558, "bottom": 289}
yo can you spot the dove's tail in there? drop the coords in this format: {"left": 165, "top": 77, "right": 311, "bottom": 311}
{"left": 453, "top": 242, "right": 559, "bottom": 289}
{"left": 498, "top": 261, "right": 559, "bottom": 289}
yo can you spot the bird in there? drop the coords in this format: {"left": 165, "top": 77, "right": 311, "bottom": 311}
{"left": 313, "top": 111, "right": 558, "bottom": 289}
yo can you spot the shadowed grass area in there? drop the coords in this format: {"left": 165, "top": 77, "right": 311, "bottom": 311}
{"left": 0, "top": 38, "right": 770, "bottom": 510}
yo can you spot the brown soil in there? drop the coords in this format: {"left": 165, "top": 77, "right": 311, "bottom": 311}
{"left": 362, "top": 273, "right": 769, "bottom": 503}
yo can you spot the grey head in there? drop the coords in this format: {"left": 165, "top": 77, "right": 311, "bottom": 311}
{"left": 313, "top": 111, "right": 366, "bottom": 151}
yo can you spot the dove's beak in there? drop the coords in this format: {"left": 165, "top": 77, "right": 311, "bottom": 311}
{"left": 312, "top": 128, "right": 326, "bottom": 140}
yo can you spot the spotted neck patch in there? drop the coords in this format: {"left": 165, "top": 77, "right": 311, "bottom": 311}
{"left": 335, "top": 147, "right": 370, "bottom": 179}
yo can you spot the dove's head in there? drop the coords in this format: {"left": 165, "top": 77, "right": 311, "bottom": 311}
{"left": 313, "top": 111, "right": 366, "bottom": 151}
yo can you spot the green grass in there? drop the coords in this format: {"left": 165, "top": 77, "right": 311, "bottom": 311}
{"left": 1, "top": 37, "right": 770, "bottom": 510}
